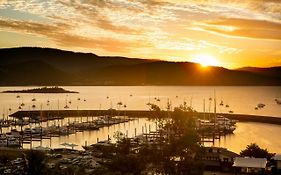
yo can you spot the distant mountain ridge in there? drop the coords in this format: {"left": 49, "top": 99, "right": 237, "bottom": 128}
{"left": 236, "top": 67, "right": 281, "bottom": 79}
{"left": 0, "top": 47, "right": 280, "bottom": 86}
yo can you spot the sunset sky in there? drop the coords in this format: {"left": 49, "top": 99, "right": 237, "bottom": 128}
{"left": 0, "top": 0, "right": 280, "bottom": 68}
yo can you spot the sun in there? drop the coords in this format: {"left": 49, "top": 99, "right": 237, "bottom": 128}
{"left": 191, "top": 54, "right": 221, "bottom": 67}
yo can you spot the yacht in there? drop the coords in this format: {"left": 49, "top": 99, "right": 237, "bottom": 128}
{"left": 64, "top": 99, "right": 69, "bottom": 109}
{"left": 0, "top": 134, "right": 21, "bottom": 147}
{"left": 82, "top": 140, "right": 112, "bottom": 150}
{"left": 257, "top": 103, "right": 265, "bottom": 108}
{"left": 95, "top": 118, "right": 106, "bottom": 125}
{"left": 117, "top": 102, "right": 123, "bottom": 106}
{"left": 214, "top": 115, "right": 237, "bottom": 126}
{"left": 275, "top": 99, "right": 281, "bottom": 105}
{"left": 215, "top": 116, "right": 237, "bottom": 133}
{"left": 7, "top": 137, "right": 20, "bottom": 147}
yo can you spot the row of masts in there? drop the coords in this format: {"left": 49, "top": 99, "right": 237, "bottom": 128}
{"left": 200, "top": 91, "right": 236, "bottom": 144}
{"left": 0, "top": 113, "right": 134, "bottom": 149}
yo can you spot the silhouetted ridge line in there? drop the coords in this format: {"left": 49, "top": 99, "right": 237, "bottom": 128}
{"left": 0, "top": 47, "right": 280, "bottom": 86}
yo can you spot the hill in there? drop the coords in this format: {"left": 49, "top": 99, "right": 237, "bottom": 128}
{"left": 236, "top": 67, "right": 281, "bottom": 79}
{"left": 0, "top": 47, "right": 280, "bottom": 86}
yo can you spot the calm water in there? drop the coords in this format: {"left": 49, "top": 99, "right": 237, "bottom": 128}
{"left": 210, "top": 122, "right": 281, "bottom": 153}
{"left": 0, "top": 86, "right": 281, "bottom": 153}
{"left": 1, "top": 86, "right": 281, "bottom": 117}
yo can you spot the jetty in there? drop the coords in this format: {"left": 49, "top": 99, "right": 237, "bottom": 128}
{"left": 9, "top": 109, "right": 281, "bottom": 125}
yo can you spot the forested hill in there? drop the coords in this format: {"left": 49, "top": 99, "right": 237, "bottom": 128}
{"left": 0, "top": 47, "right": 280, "bottom": 86}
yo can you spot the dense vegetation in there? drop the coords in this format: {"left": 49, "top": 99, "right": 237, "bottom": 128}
{"left": 240, "top": 143, "right": 275, "bottom": 160}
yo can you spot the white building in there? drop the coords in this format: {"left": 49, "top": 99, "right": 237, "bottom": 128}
{"left": 233, "top": 157, "right": 267, "bottom": 174}
{"left": 273, "top": 154, "right": 281, "bottom": 169}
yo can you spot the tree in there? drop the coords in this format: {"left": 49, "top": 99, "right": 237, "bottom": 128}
{"left": 108, "top": 154, "right": 145, "bottom": 175}
{"left": 240, "top": 143, "right": 275, "bottom": 160}
{"left": 24, "top": 150, "right": 47, "bottom": 175}
{"left": 177, "top": 159, "right": 204, "bottom": 175}
{"left": 117, "top": 138, "right": 132, "bottom": 155}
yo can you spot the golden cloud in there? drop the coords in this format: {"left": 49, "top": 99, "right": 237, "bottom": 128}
{"left": 56, "top": 0, "right": 144, "bottom": 35}
{"left": 200, "top": 18, "right": 281, "bottom": 40}
{"left": 0, "top": 18, "right": 148, "bottom": 52}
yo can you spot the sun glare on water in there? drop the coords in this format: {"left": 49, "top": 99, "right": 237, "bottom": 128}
{"left": 191, "top": 54, "right": 221, "bottom": 67}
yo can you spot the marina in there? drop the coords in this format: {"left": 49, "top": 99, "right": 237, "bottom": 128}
{"left": 0, "top": 114, "right": 134, "bottom": 149}
{"left": 1, "top": 86, "right": 281, "bottom": 153}
{"left": 1, "top": 1, "right": 281, "bottom": 173}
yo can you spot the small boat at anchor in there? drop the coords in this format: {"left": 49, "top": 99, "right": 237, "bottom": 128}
{"left": 257, "top": 103, "right": 265, "bottom": 108}
{"left": 275, "top": 99, "right": 281, "bottom": 105}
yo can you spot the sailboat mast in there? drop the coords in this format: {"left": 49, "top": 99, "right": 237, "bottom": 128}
{"left": 203, "top": 99, "right": 205, "bottom": 121}
{"left": 214, "top": 90, "right": 217, "bottom": 126}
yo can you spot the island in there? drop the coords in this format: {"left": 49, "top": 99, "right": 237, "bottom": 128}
{"left": 2, "top": 86, "right": 78, "bottom": 93}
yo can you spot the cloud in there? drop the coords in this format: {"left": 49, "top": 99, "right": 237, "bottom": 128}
{"left": 164, "top": 0, "right": 281, "bottom": 23}
{"left": 55, "top": 0, "right": 145, "bottom": 35}
{"left": 0, "top": 0, "right": 281, "bottom": 67}
{"left": 199, "top": 18, "right": 281, "bottom": 40}
{"left": 0, "top": 18, "right": 148, "bottom": 52}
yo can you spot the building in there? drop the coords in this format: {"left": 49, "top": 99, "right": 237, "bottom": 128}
{"left": 201, "top": 147, "right": 239, "bottom": 171}
{"left": 272, "top": 154, "right": 281, "bottom": 174}
{"left": 233, "top": 157, "right": 267, "bottom": 174}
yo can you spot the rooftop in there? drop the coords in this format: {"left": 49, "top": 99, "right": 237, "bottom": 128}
{"left": 273, "top": 154, "right": 281, "bottom": 161}
{"left": 233, "top": 157, "right": 267, "bottom": 168}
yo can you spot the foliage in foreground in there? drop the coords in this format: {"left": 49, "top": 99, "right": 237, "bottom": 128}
{"left": 103, "top": 105, "right": 205, "bottom": 175}
{"left": 240, "top": 143, "right": 275, "bottom": 160}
